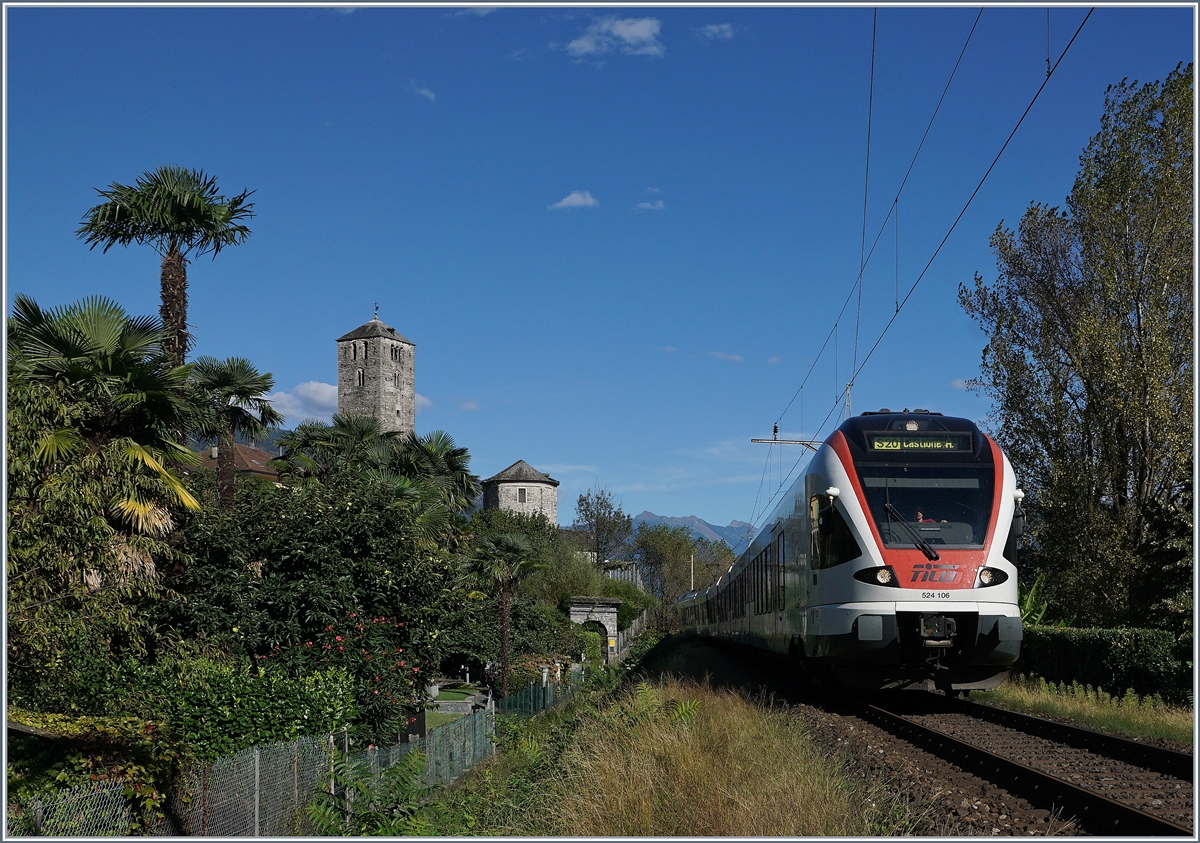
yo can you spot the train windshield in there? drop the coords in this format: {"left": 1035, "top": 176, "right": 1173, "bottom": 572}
{"left": 856, "top": 464, "right": 994, "bottom": 548}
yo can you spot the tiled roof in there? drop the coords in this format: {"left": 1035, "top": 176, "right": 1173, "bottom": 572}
{"left": 336, "top": 316, "right": 414, "bottom": 344}
{"left": 197, "top": 443, "right": 281, "bottom": 479}
{"left": 482, "top": 460, "right": 560, "bottom": 487}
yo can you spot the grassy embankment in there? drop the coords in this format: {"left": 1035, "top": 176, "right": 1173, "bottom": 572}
{"left": 430, "top": 674, "right": 919, "bottom": 836}
{"left": 972, "top": 674, "right": 1194, "bottom": 746}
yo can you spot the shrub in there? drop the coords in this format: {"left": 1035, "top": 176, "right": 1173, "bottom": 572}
{"left": 1018, "top": 625, "right": 1188, "bottom": 703}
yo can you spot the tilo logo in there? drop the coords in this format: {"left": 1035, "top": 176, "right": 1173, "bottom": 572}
{"left": 911, "top": 563, "right": 959, "bottom": 583}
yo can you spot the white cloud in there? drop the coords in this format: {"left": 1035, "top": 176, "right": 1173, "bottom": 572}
{"left": 567, "top": 17, "right": 664, "bottom": 58}
{"left": 416, "top": 393, "right": 433, "bottom": 413}
{"left": 646, "top": 187, "right": 661, "bottom": 193}
{"left": 663, "top": 345, "right": 677, "bottom": 353}
{"left": 708, "top": 351, "right": 743, "bottom": 362}
{"left": 950, "top": 378, "right": 971, "bottom": 390}
{"left": 459, "top": 400, "right": 480, "bottom": 411}
{"left": 409, "top": 81, "right": 435, "bottom": 102}
{"left": 767, "top": 356, "right": 781, "bottom": 365}
{"left": 448, "top": 6, "right": 498, "bottom": 16}
{"left": 550, "top": 190, "right": 598, "bottom": 209}
{"left": 509, "top": 48, "right": 530, "bottom": 61}
{"left": 267, "top": 381, "right": 338, "bottom": 426}
{"left": 635, "top": 199, "right": 665, "bottom": 211}
{"left": 698, "top": 23, "right": 735, "bottom": 41}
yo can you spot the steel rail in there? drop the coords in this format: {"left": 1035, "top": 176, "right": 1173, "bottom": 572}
{"left": 952, "top": 696, "right": 1194, "bottom": 781}
{"left": 860, "top": 701, "right": 1193, "bottom": 837}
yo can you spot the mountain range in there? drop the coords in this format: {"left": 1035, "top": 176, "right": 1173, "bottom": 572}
{"left": 632, "top": 511, "right": 757, "bottom": 554}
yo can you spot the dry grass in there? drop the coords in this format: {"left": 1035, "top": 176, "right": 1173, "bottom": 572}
{"left": 973, "top": 674, "right": 1194, "bottom": 746}
{"left": 535, "top": 677, "right": 873, "bottom": 836}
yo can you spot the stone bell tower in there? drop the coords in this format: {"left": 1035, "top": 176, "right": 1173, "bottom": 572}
{"left": 336, "top": 307, "right": 415, "bottom": 435}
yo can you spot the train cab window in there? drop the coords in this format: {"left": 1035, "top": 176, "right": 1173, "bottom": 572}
{"left": 857, "top": 465, "right": 993, "bottom": 548}
{"left": 810, "top": 495, "right": 862, "bottom": 570}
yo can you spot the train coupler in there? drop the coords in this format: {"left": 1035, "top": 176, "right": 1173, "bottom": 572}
{"left": 921, "top": 615, "right": 957, "bottom": 648}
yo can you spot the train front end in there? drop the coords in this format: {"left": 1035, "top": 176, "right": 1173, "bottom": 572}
{"left": 805, "top": 411, "right": 1022, "bottom": 692}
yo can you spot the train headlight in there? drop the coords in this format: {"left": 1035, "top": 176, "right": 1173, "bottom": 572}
{"left": 853, "top": 566, "right": 899, "bottom": 587}
{"left": 975, "top": 567, "right": 1008, "bottom": 587}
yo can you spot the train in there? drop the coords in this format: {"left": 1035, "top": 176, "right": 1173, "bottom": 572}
{"left": 677, "top": 409, "right": 1024, "bottom": 693}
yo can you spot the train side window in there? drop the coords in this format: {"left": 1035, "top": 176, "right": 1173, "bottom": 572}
{"left": 810, "top": 495, "right": 862, "bottom": 569}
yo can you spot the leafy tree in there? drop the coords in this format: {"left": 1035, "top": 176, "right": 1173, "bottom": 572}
{"left": 171, "top": 474, "right": 462, "bottom": 743}
{"left": 573, "top": 486, "right": 633, "bottom": 567}
{"left": 692, "top": 537, "right": 735, "bottom": 591}
{"left": 190, "top": 356, "right": 283, "bottom": 509}
{"left": 959, "top": 64, "right": 1192, "bottom": 627}
{"left": 462, "top": 534, "right": 543, "bottom": 697}
{"left": 6, "top": 295, "right": 210, "bottom": 711}
{"left": 631, "top": 523, "right": 697, "bottom": 629}
{"left": 77, "top": 165, "right": 255, "bottom": 366}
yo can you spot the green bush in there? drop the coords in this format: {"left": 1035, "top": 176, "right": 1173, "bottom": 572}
{"left": 580, "top": 631, "right": 603, "bottom": 662}
{"left": 1018, "top": 625, "right": 1188, "bottom": 703}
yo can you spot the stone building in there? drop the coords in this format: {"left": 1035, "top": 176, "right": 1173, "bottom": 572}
{"left": 481, "top": 460, "right": 560, "bottom": 523}
{"left": 336, "top": 309, "right": 415, "bottom": 435}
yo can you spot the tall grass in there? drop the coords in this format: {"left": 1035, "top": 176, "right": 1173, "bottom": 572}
{"left": 533, "top": 678, "right": 876, "bottom": 836}
{"left": 974, "top": 674, "right": 1194, "bottom": 746}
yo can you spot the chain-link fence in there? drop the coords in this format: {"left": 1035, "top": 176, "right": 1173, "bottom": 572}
{"left": 7, "top": 707, "right": 495, "bottom": 837}
{"left": 496, "top": 666, "right": 585, "bottom": 717}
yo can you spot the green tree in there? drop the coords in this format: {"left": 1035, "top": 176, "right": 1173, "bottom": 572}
{"left": 959, "top": 64, "right": 1192, "bottom": 627}
{"left": 573, "top": 486, "right": 633, "bottom": 567}
{"left": 6, "top": 295, "right": 205, "bottom": 712}
{"left": 77, "top": 165, "right": 255, "bottom": 366}
{"left": 191, "top": 356, "right": 283, "bottom": 510}
{"left": 462, "top": 533, "right": 543, "bottom": 697}
{"left": 631, "top": 523, "right": 697, "bottom": 629}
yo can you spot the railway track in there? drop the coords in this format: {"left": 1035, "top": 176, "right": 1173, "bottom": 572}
{"left": 854, "top": 693, "right": 1193, "bottom": 836}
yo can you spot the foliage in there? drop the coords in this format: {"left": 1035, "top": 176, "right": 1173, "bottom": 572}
{"left": 168, "top": 474, "right": 462, "bottom": 744}
{"left": 462, "top": 533, "right": 544, "bottom": 697}
{"left": 578, "top": 630, "right": 603, "bottom": 661}
{"left": 6, "top": 707, "right": 189, "bottom": 829}
{"left": 76, "top": 165, "right": 255, "bottom": 365}
{"left": 959, "top": 64, "right": 1193, "bottom": 628}
{"left": 306, "top": 747, "right": 433, "bottom": 836}
{"left": 6, "top": 314, "right": 198, "bottom": 712}
{"left": 189, "top": 356, "right": 283, "bottom": 509}
{"left": 271, "top": 416, "right": 477, "bottom": 549}
{"left": 573, "top": 486, "right": 633, "bottom": 565}
{"left": 632, "top": 522, "right": 697, "bottom": 628}
{"left": 1017, "top": 573, "right": 1071, "bottom": 626}
{"left": 1018, "top": 624, "right": 1188, "bottom": 704}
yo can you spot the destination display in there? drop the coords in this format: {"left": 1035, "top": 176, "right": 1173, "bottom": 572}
{"left": 868, "top": 434, "right": 971, "bottom": 452}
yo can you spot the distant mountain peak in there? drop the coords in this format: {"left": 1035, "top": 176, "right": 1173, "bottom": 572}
{"left": 633, "top": 511, "right": 757, "bottom": 553}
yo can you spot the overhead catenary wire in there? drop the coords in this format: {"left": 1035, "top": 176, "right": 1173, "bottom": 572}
{"left": 750, "top": 8, "right": 1093, "bottom": 526}
{"left": 773, "top": 8, "right": 984, "bottom": 429}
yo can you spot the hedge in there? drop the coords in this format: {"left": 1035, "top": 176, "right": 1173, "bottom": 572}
{"left": 1016, "top": 625, "right": 1190, "bottom": 704}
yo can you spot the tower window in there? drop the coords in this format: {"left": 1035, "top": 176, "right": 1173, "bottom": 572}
{"left": 356, "top": 368, "right": 364, "bottom": 387}
{"left": 518, "top": 488, "right": 526, "bottom": 503}
{"left": 353, "top": 344, "right": 357, "bottom": 361}
{"left": 393, "top": 373, "right": 400, "bottom": 388}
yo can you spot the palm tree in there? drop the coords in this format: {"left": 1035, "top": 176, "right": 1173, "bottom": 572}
{"left": 77, "top": 165, "right": 255, "bottom": 367}
{"left": 391, "top": 430, "right": 481, "bottom": 512}
{"left": 191, "top": 357, "right": 283, "bottom": 509}
{"left": 462, "top": 533, "right": 543, "bottom": 697}
{"left": 7, "top": 292, "right": 201, "bottom": 533}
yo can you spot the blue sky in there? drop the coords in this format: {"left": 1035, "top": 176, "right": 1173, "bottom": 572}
{"left": 5, "top": 4, "right": 1194, "bottom": 529}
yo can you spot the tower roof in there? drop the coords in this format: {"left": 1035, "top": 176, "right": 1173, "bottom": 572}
{"left": 337, "top": 315, "right": 414, "bottom": 345}
{"left": 482, "top": 460, "right": 560, "bottom": 487}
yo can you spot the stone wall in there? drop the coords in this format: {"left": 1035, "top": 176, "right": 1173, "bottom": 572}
{"left": 336, "top": 334, "right": 414, "bottom": 435}
{"left": 484, "top": 482, "right": 557, "bottom": 523}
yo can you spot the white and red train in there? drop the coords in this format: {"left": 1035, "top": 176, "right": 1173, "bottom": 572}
{"left": 678, "top": 410, "right": 1024, "bottom": 692}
